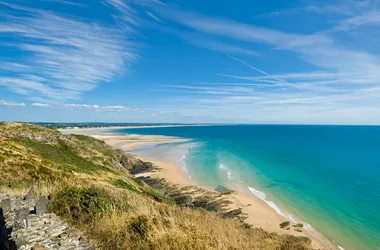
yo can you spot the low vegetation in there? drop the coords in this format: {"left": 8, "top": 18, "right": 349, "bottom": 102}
{"left": 280, "top": 221, "right": 291, "bottom": 229}
{"left": 0, "top": 122, "right": 315, "bottom": 250}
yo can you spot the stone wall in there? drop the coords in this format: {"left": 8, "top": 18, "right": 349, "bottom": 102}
{"left": 0, "top": 189, "right": 95, "bottom": 250}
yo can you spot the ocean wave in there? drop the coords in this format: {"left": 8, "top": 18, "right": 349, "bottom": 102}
{"left": 178, "top": 142, "right": 199, "bottom": 182}
{"left": 247, "top": 186, "right": 266, "bottom": 200}
{"left": 219, "top": 164, "right": 234, "bottom": 182}
{"left": 219, "top": 163, "right": 228, "bottom": 170}
{"left": 248, "top": 186, "right": 285, "bottom": 216}
{"left": 333, "top": 241, "right": 346, "bottom": 250}
{"left": 219, "top": 163, "right": 245, "bottom": 191}
{"left": 227, "top": 172, "right": 233, "bottom": 182}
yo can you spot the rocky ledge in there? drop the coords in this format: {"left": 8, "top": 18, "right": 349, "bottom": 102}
{"left": 0, "top": 189, "right": 95, "bottom": 250}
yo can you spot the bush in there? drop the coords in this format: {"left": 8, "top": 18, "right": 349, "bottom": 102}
{"left": 215, "top": 185, "right": 234, "bottom": 194}
{"left": 49, "top": 186, "right": 110, "bottom": 223}
{"left": 279, "top": 221, "right": 290, "bottom": 228}
{"left": 128, "top": 215, "right": 151, "bottom": 239}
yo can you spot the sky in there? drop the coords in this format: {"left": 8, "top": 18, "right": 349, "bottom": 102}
{"left": 2, "top": 0, "right": 380, "bottom": 124}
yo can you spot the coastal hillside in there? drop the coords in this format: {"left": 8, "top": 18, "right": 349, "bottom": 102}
{"left": 0, "top": 122, "right": 315, "bottom": 250}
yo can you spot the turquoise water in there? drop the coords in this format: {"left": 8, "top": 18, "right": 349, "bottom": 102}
{"left": 114, "top": 125, "right": 380, "bottom": 250}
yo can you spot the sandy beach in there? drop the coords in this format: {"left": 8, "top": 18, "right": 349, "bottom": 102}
{"left": 63, "top": 127, "right": 337, "bottom": 250}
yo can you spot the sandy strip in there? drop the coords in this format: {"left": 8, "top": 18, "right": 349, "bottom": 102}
{"left": 93, "top": 134, "right": 190, "bottom": 151}
{"left": 63, "top": 128, "right": 337, "bottom": 250}
{"left": 59, "top": 124, "right": 207, "bottom": 135}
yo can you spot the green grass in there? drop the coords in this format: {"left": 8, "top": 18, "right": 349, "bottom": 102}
{"left": 12, "top": 138, "right": 112, "bottom": 174}
{"left": 72, "top": 134, "right": 114, "bottom": 156}
{"left": 114, "top": 178, "right": 174, "bottom": 204}
{"left": 132, "top": 177, "right": 144, "bottom": 185}
{"left": 114, "top": 179, "right": 138, "bottom": 191}
{"left": 0, "top": 181, "right": 33, "bottom": 189}
{"left": 71, "top": 134, "right": 95, "bottom": 142}
{"left": 143, "top": 186, "right": 175, "bottom": 205}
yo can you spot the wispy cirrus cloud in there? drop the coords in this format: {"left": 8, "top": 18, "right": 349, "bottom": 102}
{"left": 332, "top": 10, "right": 380, "bottom": 31}
{"left": 146, "top": 11, "right": 161, "bottom": 22}
{"left": 186, "top": 39, "right": 258, "bottom": 56}
{"left": 0, "top": 1, "right": 136, "bottom": 102}
{"left": 82, "top": 0, "right": 380, "bottom": 123}
{"left": 255, "top": 0, "right": 379, "bottom": 19}
{"left": 159, "top": 7, "right": 380, "bottom": 75}
{"left": 39, "top": 0, "right": 87, "bottom": 7}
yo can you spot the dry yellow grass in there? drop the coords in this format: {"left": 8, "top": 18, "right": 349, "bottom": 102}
{"left": 49, "top": 185, "right": 313, "bottom": 250}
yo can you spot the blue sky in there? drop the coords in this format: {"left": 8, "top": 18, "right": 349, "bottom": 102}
{"left": 2, "top": 0, "right": 380, "bottom": 124}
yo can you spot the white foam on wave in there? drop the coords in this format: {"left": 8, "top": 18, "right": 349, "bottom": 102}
{"left": 177, "top": 142, "right": 201, "bottom": 182}
{"left": 248, "top": 186, "right": 266, "bottom": 200}
{"left": 219, "top": 164, "right": 234, "bottom": 181}
{"left": 219, "top": 163, "right": 245, "bottom": 191}
{"left": 248, "top": 186, "right": 285, "bottom": 216}
{"left": 227, "top": 172, "right": 233, "bottom": 182}
{"left": 289, "top": 215, "right": 296, "bottom": 223}
{"left": 333, "top": 241, "right": 346, "bottom": 250}
{"left": 219, "top": 163, "right": 228, "bottom": 170}
{"left": 266, "top": 200, "right": 285, "bottom": 217}
{"left": 219, "top": 164, "right": 233, "bottom": 181}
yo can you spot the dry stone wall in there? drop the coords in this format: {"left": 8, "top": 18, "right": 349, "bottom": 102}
{"left": 0, "top": 189, "right": 95, "bottom": 250}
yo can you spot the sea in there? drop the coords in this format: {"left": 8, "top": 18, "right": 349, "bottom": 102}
{"left": 113, "top": 125, "right": 380, "bottom": 250}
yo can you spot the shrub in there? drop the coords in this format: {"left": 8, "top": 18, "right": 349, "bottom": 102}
{"left": 128, "top": 215, "right": 151, "bottom": 239}
{"left": 49, "top": 186, "right": 110, "bottom": 223}
{"left": 279, "top": 221, "right": 291, "bottom": 228}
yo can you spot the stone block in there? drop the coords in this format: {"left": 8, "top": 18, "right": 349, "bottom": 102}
{"left": 1, "top": 198, "right": 11, "bottom": 213}
{"left": 35, "top": 196, "right": 47, "bottom": 215}
{"left": 13, "top": 207, "right": 29, "bottom": 230}
{"left": 24, "top": 188, "right": 35, "bottom": 200}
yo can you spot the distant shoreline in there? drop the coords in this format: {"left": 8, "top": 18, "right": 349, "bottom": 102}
{"left": 59, "top": 124, "right": 209, "bottom": 134}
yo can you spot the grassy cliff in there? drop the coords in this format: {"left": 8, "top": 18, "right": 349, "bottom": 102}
{"left": 0, "top": 122, "right": 315, "bottom": 250}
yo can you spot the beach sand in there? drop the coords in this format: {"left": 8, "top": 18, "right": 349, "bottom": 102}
{"left": 63, "top": 127, "right": 337, "bottom": 250}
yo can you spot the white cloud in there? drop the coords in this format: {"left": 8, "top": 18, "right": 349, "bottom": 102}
{"left": 0, "top": 100, "right": 25, "bottom": 107}
{"left": 152, "top": 3, "right": 380, "bottom": 81}
{"left": 132, "top": 3, "right": 380, "bottom": 122}
{"left": 62, "top": 103, "right": 130, "bottom": 112}
{"left": 255, "top": 0, "right": 379, "bottom": 18}
{"left": 103, "top": 0, "right": 138, "bottom": 29}
{"left": 332, "top": 11, "right": 380, "bottom": 31}
{"left": 186, "top": 38, "right": 258, "bottom": 56}
{"left": 0, "top": 1, "right": 136, "bottom": 101}
{"left": 40, "top": 0, "right": 87, "bottom": 7}
{"left": 146, "top": 11, "right": 161, "bottom": 22}
{"left": 32, "top": 103, "right": 51, "bottom": 107}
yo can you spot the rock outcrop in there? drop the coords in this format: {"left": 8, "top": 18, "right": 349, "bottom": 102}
{"left": 0, "top": 190, "right": 94, "bottom": 250}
